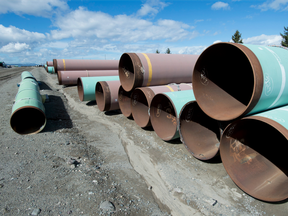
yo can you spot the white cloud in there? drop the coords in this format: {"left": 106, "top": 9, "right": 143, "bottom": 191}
{"left": 178, "top": 46, "right": 207, "bottom": 55}
{"left": 0, "top": 42, "right": 29, "bottom": 53}
{"left": 211, "top": 2, "right": 230, "bottom": 10}
{"left": 0, "top": 0, "right": 69, "bottom": 17}
{"left": 0, "top": 25, "right": 46, "bottom": 45}
{"left": 137, "top": 0, "right": 169, "bottom": 17}
{"left": 243, "top": 34, "right": 282, "bottom": 45}
{"left": 254, "top": 0, "right": 288, "bottom": 11}
{"left": 213, "top": 40, "right": 222, "bottom": 44}
{"left": 50, "top": 7, "right": 197, "bottom": 42}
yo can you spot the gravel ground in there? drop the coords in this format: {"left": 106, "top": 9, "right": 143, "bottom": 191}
{"left": 1, "top": 67, "right": 288, "bottom": 216}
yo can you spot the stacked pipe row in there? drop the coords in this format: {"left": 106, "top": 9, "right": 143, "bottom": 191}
{"left": 10, "top": 71, "right": 47, "bottom": 135}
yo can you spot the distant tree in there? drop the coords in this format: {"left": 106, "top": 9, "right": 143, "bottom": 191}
{"left": 166, "top": 48, "right": 171, "bottom": 54}
{"left": 156, "top": 49, "right": 160, "bottom": 54}
{"left": 280, "top": 26, "right": 288, "bottom": 47}
{"left": 232, "top": 30, "right": 243, "bottom": 44}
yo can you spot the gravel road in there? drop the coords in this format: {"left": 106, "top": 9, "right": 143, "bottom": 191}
{"left": 1, "top": 67, "right": 288, "bottom": 216}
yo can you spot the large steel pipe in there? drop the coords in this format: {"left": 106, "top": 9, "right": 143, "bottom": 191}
{"left": 48, "top": 66, "right": 55, "bottom": 74}
{"left": 150, "top": 90, "right": 194, "bottom": 141}
{"left": 220, "top": 106, "right": 288, "bottom": 202}
{"left": 53, "top": 59, "right": 119, "bottom": 74}
{"left": 179, "top": 101, "right": 222, "bottom": 160}
{"left": 192, "top": 42, "right": 288, "bottom": 121}
{"left": 131, "top": 83, "right": 192, "bottom": 128}
{"left": 96, "top": 80, "right": 121, "bottom": 111}
{"left": 47, "top": 61, "right": 53, "bottom": 66}
{"left": 58, "top": 70, "right": 118, "bottom": 85}
{"left": 119, "top": 53, "right": 199, "bottom": 92}
{"left": 77, "top": 76, "right": 119, "bottom": 102}
{"left": 118, "top": 85, "right": 133, "bottom": 118}
{"left": 10, "top": 72, "right": 46, "bottom": 135}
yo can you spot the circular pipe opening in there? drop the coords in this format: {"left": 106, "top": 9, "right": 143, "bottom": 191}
{"left": 192, "top": 43, "right": 259, "bottom": 121}
{"left": 179, "top": 101, "right": 221, "bottom": 160}
{"left": 10, "top": 107, "right": 46, "bottom": 135}
{"left": 221, "top": 118, "right": 288, "bottom": 202}
{"left": 150, "top": 94, "right": 177, "bottom": 141}
{"left": 131, "top": 89, "right": 151, "bottom": 127}
{"left": 77, "top": 78, "right": 84, "bottom": 101}
{"left": 95, "top": 82, "right": 109, "bottom": 111}
{"left": 57, "top": 71, "right": 63, "bottom": 85}
{"left": 118, "top": 86, "right": 133, "bottom": 117}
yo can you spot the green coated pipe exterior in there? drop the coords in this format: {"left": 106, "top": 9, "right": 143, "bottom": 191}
{"left": 21, "top": 71, "right": 36, "bottom": 80}
{"left": 150, "top": 90, "right": 195, "bottom": 141}
{"left": 220, "top": 105, "right": 288, "bottom": 202}
{"left": 77, "top": 76, "right": 119, "bottom": 101}
{"left": 47, "top": 66, "right": 55, "bottom": 74}
{"left": 10, "top": 72, "right": 46, "bottom": 135}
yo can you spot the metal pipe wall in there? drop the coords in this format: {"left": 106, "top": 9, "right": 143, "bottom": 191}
{"left": 118, "top": 85, "right": 133, "bottom": 118}
{"left": 119, "top": 53, "right": 199, "bottom": 92}
{"left": 220, "top": 106, "right": 288, "bottom": 202}
{"left": 58, "top": 70, "right": 118, "bottom": 85}
{"left": 150, "top": 90, "right": 195, "bottom": 141}
{"left": 53, "top": 59, "right": 119, "bottom": 74}
{"left": 95, "top": 80, "right": 121, "bottom": 111}
{"left": 192, "top": 42, "right": 288, "bottom": 121}
{"left": 77, "top": 76, "right": 119, "bottom": 101}
{"left": 131, "top": 83, "right": 192, "bottom": 128}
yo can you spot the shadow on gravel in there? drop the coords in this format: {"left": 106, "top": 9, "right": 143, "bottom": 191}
{"left": 42, "top": 95, "right": 73, "bottom": 132}
{"left": 86, "top": 101, "right": 96, "bottom": 106}
{"left": 38, "top": 81, "right": 52, "bottom": 90}
{"left": 104, "top": 110, "right": 122, "bottom": 116}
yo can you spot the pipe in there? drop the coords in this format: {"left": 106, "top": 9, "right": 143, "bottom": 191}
{"left": 10, "top": 72, "right": 46, "bottom": 135}
{"left": 58, "top": 70, "right": 118, "bottom": 85}
{"left": 77, "top": 76, "right": 119, "bottom": 101}
{"left": 21, "top": 71, "right": 37, "bottom": 81}
{"left": 220, "top": 106, "right": 288, "bottom": 202}
{"left": 192, "top": 42, "right": 288, "bottom": 121}
{"left": 118, "top": 85, "right": 133, "bottom": 118}
{"left": 118, "top": 53, "right": 199, "bottom": 92}
{"left": 95, "top": 80, "right": 121, "bottom": 111}
{"left": 48, "top": 66, "right": 55, "bottom": 74}
{"left": 179, "top": 101, "right": 222, "bottom": 160}
{"left": 47, "top": 61, "right": 53, "bottom": 66}
{"left": 150, "top": 90, "right": 195, "bottom": 141}
{"left": 131, "top": 83, "right": 192, "bottom": 128}
{"left": 53, "top": 59, "right": 119, "bottom": 74}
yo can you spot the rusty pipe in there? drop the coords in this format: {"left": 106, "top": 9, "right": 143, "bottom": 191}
{"left": 220, "top": 106, "right": 288, "bottom": 202}
{"left": 131, "top": 83, "right": 192, "bottom": 128}
{"left": 53, "top": 59, "right": 119, "bottom": 74}
{"left": 179, "top": 101, "right": 223, "bottom": 160}
{"left": 119, "top": 53, "right": 199, "bottom": 92}
{"left": 192, "top": 42, "right": 288, "bottom": 121}
{"left": 57, "top": 70, "right": 118, "bottom": 85}
{"left": 96, "top": 80, "right": 121, "bottom": 111}
{"left": 118, "top": 85, "right": 133, "bottom": 118}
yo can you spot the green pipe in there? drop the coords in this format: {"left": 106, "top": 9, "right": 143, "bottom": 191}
{"left": 150, "top": 90, "right": 195, "bottom": 141}
{"left": 21, "top": 71, "right": 36, "bottom": 80}
{"left": 77, "top": 76, "right": 119, "bottom": 101}
{"left": 47, "top": 66, "right": 55, "bottom": 74}
{"left": 10, "top": 72, "right": 46, "bottom": 135}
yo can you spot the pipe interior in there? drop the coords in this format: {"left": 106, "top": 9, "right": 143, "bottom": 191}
{"left": 193, "top": 43, "right": 254, "bottom": 120}
{"left": 77, "top": 78, "right": 84, "bottom": 101}
{"left": 150, "top": 94, "right": 177, "bottom": 141}
{"left": 221, "top": 119, "right": 288, "bottom": 202}
{"left": 10, "top": 108, "right": 46, "bottom": 135}
{"left": 118, "top": 86, "right": 132, "bottom": 117}
{"left": 119, "top": 53, "right": 135, "bottom": 91}
{"left": 95, "top": 82, "right": 105, "bottom": 111}
{"left": 179, "top": 102, "right": 221, "bottom": 160}
{"left": 131, "top": 89, "right": 150, "bottom": 127}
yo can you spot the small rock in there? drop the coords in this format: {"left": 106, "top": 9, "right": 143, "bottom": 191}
{"left": 203, "top": 198, "right": 217, "bottom": 206}
{"left": 31, "top": 208, "right": 41, "bottom": 215}
{"left": 148, "top": 186, "right": 152, "bottom": 190}
{"left": 100, "top": 201, "right": 115, "bottom": 212}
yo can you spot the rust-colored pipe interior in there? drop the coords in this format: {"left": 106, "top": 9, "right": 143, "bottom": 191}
{"left": 150, "top": 94, "right": 177, "bottom": 141}
{"left": 10, "top": 107, "right": 46, "bottom": 135}
{"left": 95, "top": 82, "right": 108, "bottom": 111}
{"left": 179, "top": 101, "right": 221, "bottom": 160}
{"left": 131, "top": 89, "right": 151, "bottom": 127}
{"left": 192, "top": 43, "right": 256, "bottom": 121}
{"left": 77, "top": 78, "right": 84, "bottom": 101}
{"left": 118, "top": 85, "right": 133, "bottom": 118}
{"left": 220, "top": 118, "right": 288, "bottom": 202}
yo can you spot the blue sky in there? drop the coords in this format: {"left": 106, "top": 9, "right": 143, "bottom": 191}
{"left": 0, "top": 0, "right": 287, "bottom": 64}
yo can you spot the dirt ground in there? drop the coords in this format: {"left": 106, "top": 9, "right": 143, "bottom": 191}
{"left": 1, "top": 67, "right": 288, "bottom": 216}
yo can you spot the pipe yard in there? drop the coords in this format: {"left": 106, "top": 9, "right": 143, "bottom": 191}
{"left": 1, "top": 42, "right": 288, "bottom": 215}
